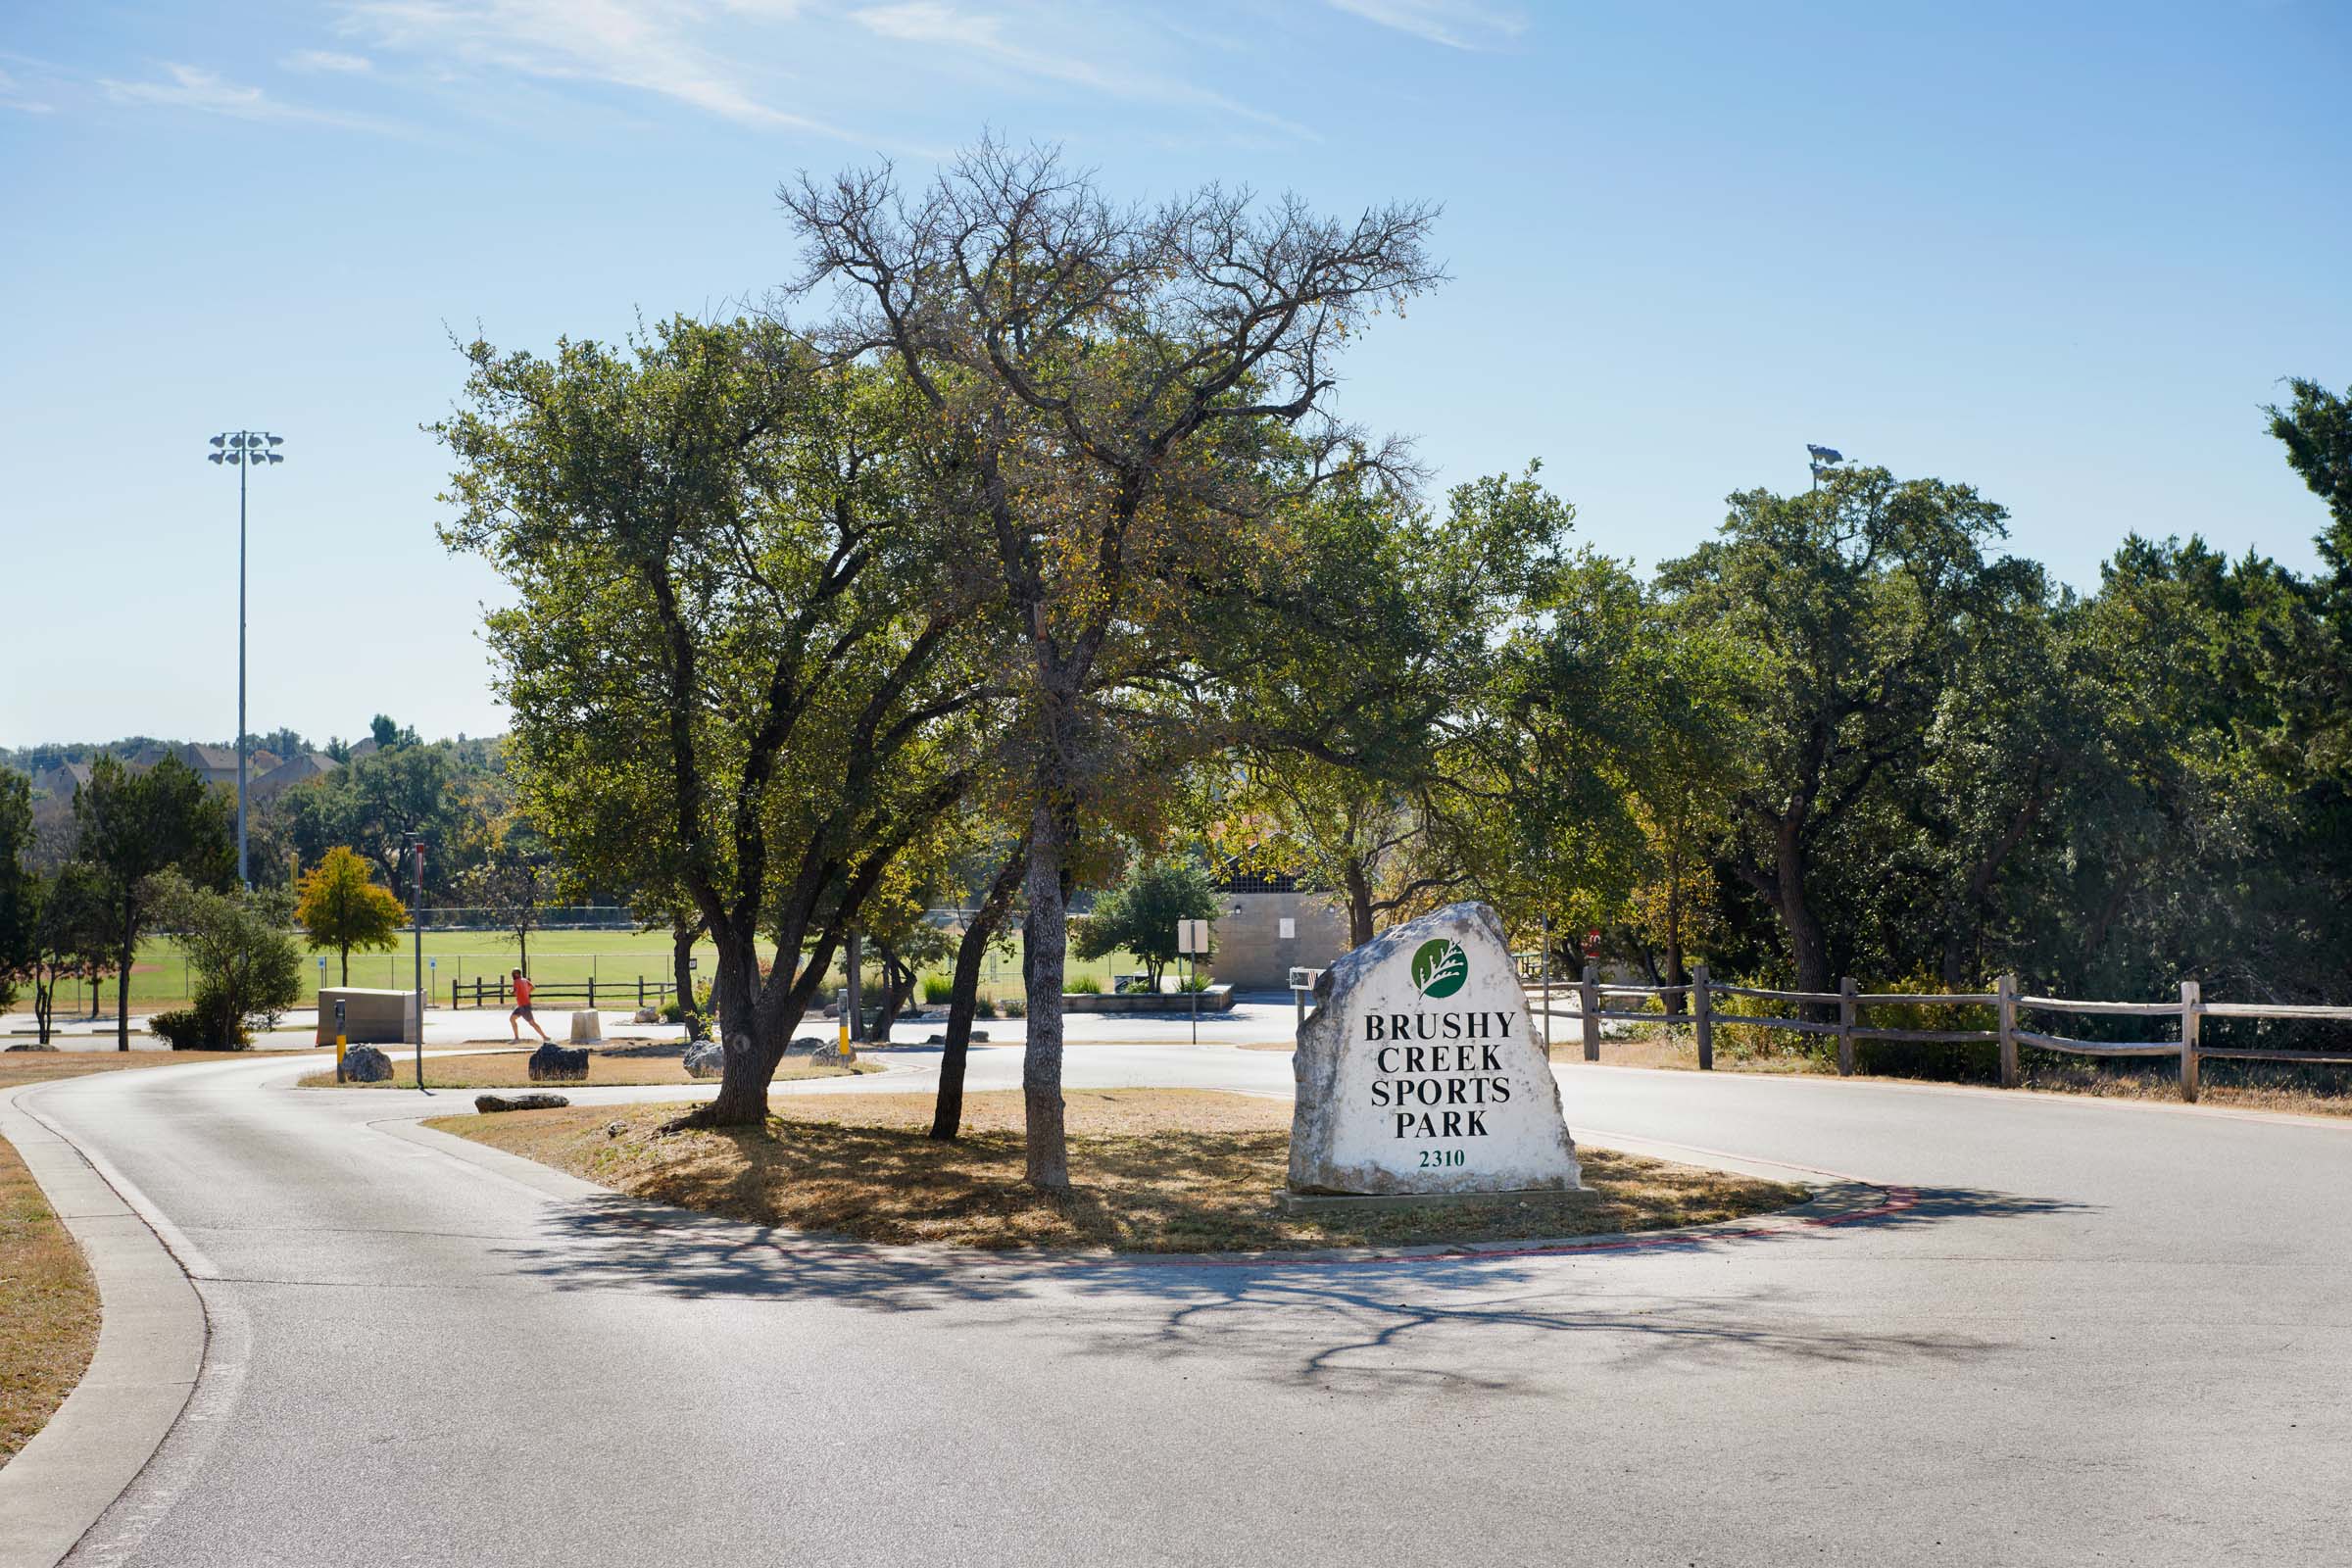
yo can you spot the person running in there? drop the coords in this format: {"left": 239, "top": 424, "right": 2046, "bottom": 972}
{"left": 509, "top": 968, "right": 549, "bottom": 1042}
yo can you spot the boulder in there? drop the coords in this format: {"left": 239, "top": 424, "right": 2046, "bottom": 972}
{"left": 5, "top": 1041, "right": 60, "bottom": 1053}
{"left": 1288, "top": 901, "right": 1580, "bottom": 1198}
{"left": 682, "top": 1040, "right": 726, "bottom": 1079}
{"left": 782, "top": 1036, "right": 831, "bottom": 1056}
{"left": 567, "top": 1010, "right": 604, "bottom": 1044}
{"left": 924, "top": 1030, "right": 989, "bottom": 1045}
{"left": 633, "top": 1007, "right": 660, "bottom": 1024}
{"left": 341, "top": 1045, "right": 395, "bottom": 1083}
{"left": 528, "top": 1044, "right": 591, "bottom": 1083}
{"left": 475, "top": 1092, "right": 569, "bottom": 1112}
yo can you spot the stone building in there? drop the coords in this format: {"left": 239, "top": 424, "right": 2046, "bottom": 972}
{"left": 1205, "top": 867, "right": 1353, "bottom": 992}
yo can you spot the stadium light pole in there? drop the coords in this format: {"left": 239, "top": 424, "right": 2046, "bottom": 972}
{"left": 208, "top": 431, "right": 285, "bottom": 889}
{"left": 1806, "top": 442, "right": 1844, "bottom": 493}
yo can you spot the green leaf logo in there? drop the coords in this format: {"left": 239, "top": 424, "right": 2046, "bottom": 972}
{"left": 1410, "top": 938, "right": 1468, "bottom": 999}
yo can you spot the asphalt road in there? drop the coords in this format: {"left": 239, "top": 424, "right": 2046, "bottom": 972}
{"left": 20, "top": 1043, "right": 2352, "bottom": 1566}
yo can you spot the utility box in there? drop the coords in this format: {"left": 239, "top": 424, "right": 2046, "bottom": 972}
{"left": 316, "top": 988, "right": 418, "bottom": 1047}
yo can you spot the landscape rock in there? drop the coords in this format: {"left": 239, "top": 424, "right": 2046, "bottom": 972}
{"left": 528, "top": 1044, "right": 591, "bottom": 1083}
{"left": 474, "top": 1092, "right": 569, "bottom": 1112}
{"left": 633, "top": 1007, "right": 660, "bottom": 1024}
{"left": 340, "top": 1045, "right": 395, "bottom": 1083}
{"left": 5, "top": 1041, "right": 60, "bottom": 1052}
{"left": 1289, "top": 901, "right": 1580, "bottom": 1197}
{"left": 782, "top": 1036, "right": 831, "bottom": 1056}
{"left": 924, "top": 1030, "right": 989, "bottom": 1045}
{"left": 682, "top": 1040, "right": 727, "bottom": 1079}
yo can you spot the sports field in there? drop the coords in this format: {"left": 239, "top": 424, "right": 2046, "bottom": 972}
{"left": 18, "top": 928, "right": 1151, "bottom": 1013}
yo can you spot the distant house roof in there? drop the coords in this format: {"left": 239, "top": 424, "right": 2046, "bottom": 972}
{"left": 347, "top": 736, "right": 380, "bottom": 759}
{"left": 31, "top": 760, "right": 90, "bottom": 798}
{"left": 248, "top": 748, "right": 283, "bottom": 774}
{"left": 252, "top": 752, "right": 341, "bottom": 801}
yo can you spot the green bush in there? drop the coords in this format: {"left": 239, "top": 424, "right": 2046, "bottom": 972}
{"left": 1065, "top": 973, "right": 1102, "bottom": 996}
{"left": 147, "top": 1007, "right": 207, "bottom": 1050}
{"left": 1001, "top": 997, "right": 1026, "bottom": 1017}
{"left": 149, "top": 874, "right": 301, "bottom": 1048}
{"left": 922, "top": 975, "right": 955, "bottom": 1004}
{"left": 973, "top": 996, "right": 998, "bottom": 1019}
{"left": 1177, "top": 971, "right": 1211, "bottom": 993}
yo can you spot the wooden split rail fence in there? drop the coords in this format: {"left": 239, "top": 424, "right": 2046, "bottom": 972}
{"left": 1523, "top": 964, "right": 2352, "bottom": 1102}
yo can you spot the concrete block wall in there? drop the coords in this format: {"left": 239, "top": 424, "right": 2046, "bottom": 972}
{"left": 1208, "top": 891, "right": 1352, "bottom": 991}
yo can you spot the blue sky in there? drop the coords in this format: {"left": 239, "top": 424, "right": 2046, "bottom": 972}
{"left": 3, "top": 1, "right": 2347, "bottom": 747}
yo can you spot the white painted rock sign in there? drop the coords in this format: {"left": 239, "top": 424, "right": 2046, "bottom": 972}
{"left": 1289, "top": 902, "right": 1580, "bottom": 1196}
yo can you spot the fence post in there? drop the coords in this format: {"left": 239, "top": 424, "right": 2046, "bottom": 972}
{"left": 637, "top": 976, "right": 645, "bottom": 1008}
{"left": 1580, "top": 962, "right": 1600, "bottom": 1062}
{"left": 588, "top": 975, "right": 596, "bottom": 1007}
{"left": 1996, "top": 973, "right": 2019, "bottom": 1088}
{"left": 1693, "top": 962, "right": 1714, "bottom": 1071}
{"left": 1837, "top": 977, "right": 1856, "bottom": 1077}
{"left": 2180, "top": 978, "right": 2200, "bottom": 1103}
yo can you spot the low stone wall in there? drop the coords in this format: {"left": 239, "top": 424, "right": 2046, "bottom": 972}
{"left": 1061, "top": 987, "right": 1235, "bottom": 1014}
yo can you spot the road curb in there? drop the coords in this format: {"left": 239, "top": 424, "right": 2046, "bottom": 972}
{"left": 0, "top": 1084, "right": 208, "bottom": 1568}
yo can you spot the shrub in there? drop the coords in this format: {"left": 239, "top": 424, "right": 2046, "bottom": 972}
{"left": 922, "top": 975, "right": 955, "bottom": 1004}
{"left": 1177, "top": 971, "right": 1210, "bottom": 993}
{"left": 1065, "top": 973, "right": 1102, "bottom": 996}
{"left": 149, "top": 874, "right": 302, "bottom": 1048}
{"left": 973, "top": 996, "right": 998, "bottom": 1019}
{"left": 1001, "top": 997, "right": 1026, "bottom": 1017}
{"left": 147, "top": 1007, "right": 207, "bottom": 1050}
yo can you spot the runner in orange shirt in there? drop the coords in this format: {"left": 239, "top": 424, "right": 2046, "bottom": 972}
{"left": 509, "top": 969, "right": 550, "bottom": 1043}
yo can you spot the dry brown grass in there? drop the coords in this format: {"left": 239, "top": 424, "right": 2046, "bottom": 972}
{"left": 0, "top": 1048, "right": 313, "bottom": 1094}
{"left": 431, "top": 1087, "right": 1803, "bottom": 1253}
{"left": 298, "top": 1049, "right": 872, "bottom": 1091}
{"left": 0, "top": 1122, "right": 98, "bottom": 1463}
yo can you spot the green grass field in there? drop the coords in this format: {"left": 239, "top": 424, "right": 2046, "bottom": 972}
{"left": 15, "top": 927, "right": 1152, "bottom": 1013}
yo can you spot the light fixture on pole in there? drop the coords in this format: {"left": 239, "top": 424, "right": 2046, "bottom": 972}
{"left": 1806, "top": 443, "right": 1844, "bottom": 493}
{"left": 207, "top": 430, "right": 286, "bottom": 889}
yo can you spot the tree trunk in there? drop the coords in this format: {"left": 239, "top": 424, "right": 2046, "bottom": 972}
{"left": 339, "top": 945, "right": 350, "bottom": 985}
{"left": 671, "top": 914, "right": 703, "bottom": 1041}
{"left": 872, "top": 941, "right": 911, "bottom": 1043}
{"left": 517, "top": 925, "right": 529, "bottom": 975}
{"left": 116, "top": 929, "right": 132, "bottom": 1052}
{"left": 1662, "top": 867, "right": 1688, "bottom": 1018}
{"left": 1343, "top": 860, "right": 1375, "bottom": 948}
{"left": 1774, "top": 816, "right": 1833, "bottom": 1012}
{"left": 932, "top": 839, "right": 1028, "bottom": 1141}
{"left": 695, "top": 937, "right": 786, "bottom": 1126}
{"left": 34, "top": 972, "right": 53, "bottom": 1045}
{"left": 1021, "top": 800, "right": 1071, "bottom": 1190}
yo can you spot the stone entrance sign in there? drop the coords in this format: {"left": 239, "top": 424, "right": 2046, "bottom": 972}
{"left": 1289, "top": 902, "right": 1580, "bottom": 1197}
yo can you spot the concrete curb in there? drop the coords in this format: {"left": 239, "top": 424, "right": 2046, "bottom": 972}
{"left": 0, "top": 1085, "right": 207, "bottom": 1568}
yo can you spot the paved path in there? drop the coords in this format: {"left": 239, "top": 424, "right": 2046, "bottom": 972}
{"left": 16, "top": 1045, "right": 2352, "bottom": 1566}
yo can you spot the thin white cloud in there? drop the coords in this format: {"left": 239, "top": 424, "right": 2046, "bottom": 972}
{"left": 848, "top": 2, "right": 1313, "bottom": 139}
{"left": 1327, "top": 0, "right": 1526, "bottom": 51}
{"left": 284, "top": 49, "right": 376, "bottom": 74}
{"left": 0, "top": 66, "right": 56, "bottom": 114}
{"left": 99, "top": 62, "right": 402, "bottom": 132}
{"left": 342, "top": 0, "right": 843, "bottom": 134}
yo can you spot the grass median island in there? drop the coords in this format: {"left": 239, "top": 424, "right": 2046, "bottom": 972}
{"left": 0, "top": 1132, "right": 98, "bottom": 1465}
{"left": 298, "top": 1047, "right": 875, "bottom": 1091}
{"left": 430, "top": 1088, "right": 1805, "bottom": 1253}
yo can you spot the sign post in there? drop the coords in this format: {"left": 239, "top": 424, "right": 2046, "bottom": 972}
{"left": 334, "top": 998, "right": 348, "bottom": 1083}
{"left": 411, "top": 837, "right": 426, "bottom": 1094}
{"left": 1176, "top": 918, "right": 1210, "bottom": 1046}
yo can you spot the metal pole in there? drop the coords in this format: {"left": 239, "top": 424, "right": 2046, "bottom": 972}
{"left": 846, "top": 929, "right": 863, "bottom": 1042}
{"left": 412, "top": 839, "right": 425, "bottom": 1092}
{"left": 1540, "top": 912, "right": 1551, "bottom": 1052}
{"left": 1189, "top": 952, "right": 1198, "bottom": 1047}
{"left": 235, "top": 441, "right": 249, "bottom": 888}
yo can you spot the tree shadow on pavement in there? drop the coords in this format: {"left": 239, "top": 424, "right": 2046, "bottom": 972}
{"left": 485, "top": 1182, "right": 2079, "bottom": 1388}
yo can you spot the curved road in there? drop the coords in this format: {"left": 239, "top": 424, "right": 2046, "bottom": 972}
{"left": 18, "top": 1045, "right": 2352, "bottom": 1566}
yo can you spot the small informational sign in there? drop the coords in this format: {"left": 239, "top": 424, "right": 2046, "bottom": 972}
{"left": 1279, "top": 916, "right": 1297, "bottom": 940}
{"left": 1176, "top": 918, "right": 1210, "bottom": 955}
